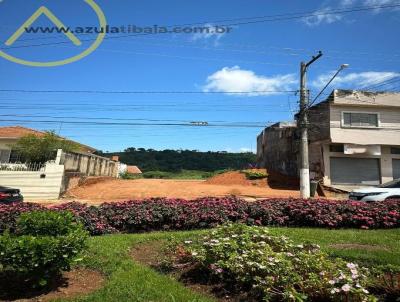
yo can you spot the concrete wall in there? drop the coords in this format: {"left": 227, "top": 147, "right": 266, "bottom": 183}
{"left": 60, "top": 150, "right": 119, "bottom": 177}
{"left": 0, "top": 162, "right": 64, "bottom": 200}
{"left": 0, "top": 138, "right": 16, "bottom": 151}
{"left": 333, "top": 90, "right": 400, "bottom": 107}
{"left": 330, "top": 104, "right": 400, "bottom": 145}
{"left": 257, "top": 123, "right": 298, "bottom": 177}
{"left": 308, "top": 101, "right": 330, "bottom": 143}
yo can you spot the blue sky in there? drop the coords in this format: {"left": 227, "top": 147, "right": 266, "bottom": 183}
{"left": 0, "top": 0, "right": 399, "bottom": 152}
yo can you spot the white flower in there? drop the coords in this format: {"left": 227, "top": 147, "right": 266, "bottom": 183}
{"left": 347, "top": 263, "right": 357, "bottom": 269}
{"left": 351, "top": 268, "right": 358, "bottom": 274}
{"left": 362, "top": 289, "right": 369, "bottom": 294}
{"left": 231, "top": 234, "right": 238, "bottom": 238}
{"left": 341, "top": 284, "right": 351, "bottom": 292}
{"left": 296, "top": 244, "right": 304, "bottom": 249}
{"left": 184, "top": 240, "right": 192, "bottom": 244}
{"left": 329, "top": 280, "right": 336, "bottom": 285}
{"left": 191, "top": 251, "right": 198, "bottom": 256}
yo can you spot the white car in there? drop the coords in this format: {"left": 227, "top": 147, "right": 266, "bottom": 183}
{"left": 349, "top": 179, "right": 400, "bottom": 202}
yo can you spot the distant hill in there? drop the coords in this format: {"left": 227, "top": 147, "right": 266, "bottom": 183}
{"left": 100, "top": 148, "right": 256, "bottom": 172}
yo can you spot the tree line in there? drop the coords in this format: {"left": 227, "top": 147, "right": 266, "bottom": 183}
{"left": 100, "top": 148, "right": 257, "bottom": 172}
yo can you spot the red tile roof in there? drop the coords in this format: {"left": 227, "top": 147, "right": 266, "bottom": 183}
{"left": 0, "top": 126, "right": 97, "bottom": 152}
{"left": 0, "top": 126, "right": 45, "bottom": 138}
{"left": 127, "top": 166, "right": 142, "bottom": 174}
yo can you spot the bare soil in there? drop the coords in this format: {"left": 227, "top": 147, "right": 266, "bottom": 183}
{"left": 205, "top": 171, "right": 267, "bottom": 187}
{"left": 0, "top": 268, "right": 104, "bottom": 302}
{"left": 64, "top": 175, "right": 299, "bottom": 205}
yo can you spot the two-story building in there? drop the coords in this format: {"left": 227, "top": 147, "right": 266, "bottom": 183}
{"left": 257, "top": 90, "right": 400, "bottom": 189}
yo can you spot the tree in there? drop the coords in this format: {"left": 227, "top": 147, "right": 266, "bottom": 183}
{"left": 12, "top": 131, "right": 80, "bottom": 163}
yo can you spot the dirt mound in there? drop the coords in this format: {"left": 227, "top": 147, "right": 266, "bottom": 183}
{"left": 205, "top": 171, "right": 267, "bottom": 187}
{"left": 79, "top": 176, "right": 114, "bottom": 187}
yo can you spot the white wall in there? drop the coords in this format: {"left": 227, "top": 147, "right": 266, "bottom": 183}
{"left": 330, "top": 105, "right": 400, "bottom": 145}
{"left": 0, "top": 163, "right": 64, "bottom": 200}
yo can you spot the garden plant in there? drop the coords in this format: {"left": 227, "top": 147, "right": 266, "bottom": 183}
{"left": 0, "top": 210, "right": 88, "bottom": 289}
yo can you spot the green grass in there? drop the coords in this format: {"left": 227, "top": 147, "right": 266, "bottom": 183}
{"left": 121, "top": 169, "right": 228, "bottom": 180}
{"left": 269, "top": 227, "right": 400, "bottom": 267}
{"left": 65, "top": 228, "right": 399, "bottom": 302}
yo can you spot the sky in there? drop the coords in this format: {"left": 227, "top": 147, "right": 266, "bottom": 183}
{"left": 0, "top": 0, "right": 399, "bottom": 152}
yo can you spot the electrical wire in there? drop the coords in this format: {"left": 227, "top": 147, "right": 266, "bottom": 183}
{"left": 0, "top": 89, "right": 297, "bottom": 94}
{"left": 2, "top": 3, "right": 400, "bottom": 50}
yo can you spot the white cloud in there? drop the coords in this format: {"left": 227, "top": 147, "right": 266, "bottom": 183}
{"left": 191, "top": 23, "right": 227, "bottom": 45}
{"left": 341, "top": 0, "right": 357, "bottom": 6}
{"left": 203, "top": 66, "right": 297, "bottom": 96}
{"left": 312, "top": 71, "right": 400, "bottom": 89}
{"left": 303, "top": 0, "right": 399, "bottom": 27}
{"left": 303, "top": 7, "right": 343, "bottom": 26}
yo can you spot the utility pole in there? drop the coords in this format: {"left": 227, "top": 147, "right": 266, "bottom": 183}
{"left": 299, "top": 51, "right": 323, "bottom": 199}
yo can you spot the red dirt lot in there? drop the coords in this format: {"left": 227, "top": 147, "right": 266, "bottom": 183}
{"left": 65, "top": 177, "right": 299, "bottom": 205}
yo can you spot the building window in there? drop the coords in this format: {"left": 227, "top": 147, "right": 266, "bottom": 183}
{"left": 330, "top": 144, "right": 344, "bottom": 153}
{"left": 0, "top": 149, "right": 11, "bottom": 163}
{"left": 9, "top": 150, "right": 22, "bottom": 163}
{"left": 391, "top": 147, "right": 400, "bottom": 155}
{"left": 342, "top": 112, "right": 379, "bottom": 128}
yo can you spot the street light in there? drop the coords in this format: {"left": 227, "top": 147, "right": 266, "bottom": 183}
{"left": 309, "top": 64, "right": 349, "bottom": 108}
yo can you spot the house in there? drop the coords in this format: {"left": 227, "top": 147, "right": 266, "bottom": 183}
{"left": 257, "top": 90, "right": 400, "bottom": 189}
{"left": 0, "top": 126, "right": 120, "bottom": 200}
{"left": 0, "top": 126, "right": 97, "bottom": 163}
{"left": 126, "top": 165, "right": 142, "bottom": 174}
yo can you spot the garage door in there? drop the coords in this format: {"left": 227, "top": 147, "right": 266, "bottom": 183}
{"left": 330, "top": 157, "right": 380, "bottom": 185}
{"left": 394, "top": 159, "right": 400, "bottom": 180}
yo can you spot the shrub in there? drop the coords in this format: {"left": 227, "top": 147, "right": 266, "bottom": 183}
{"left": 0, "top": 198, "right": 399, "bottom": 235}
{"left": 0, "top": 202, "right": 44, "bottom": 233}
{"left": 180, "top": 224, "right": 375, "bottom": 301}
{"left": 50, "top": 202, "right": 116, "bottom": 235}
{"left": 119, "top": 171, "right": 143, "bottom": 180}
{"left": 0, "top": 211, "right": 88, "bottom": 288}
{"left": 16, "top": 210, "right": 81, "bottom": 236}
{"left": 99, "top": 197, "right": 249, "bottom": 232}
{"left": 142, "top": 171, "right": 171, "bottom": 179}
{"left": 241, "top": 169, "right": 268, "bottom": 180}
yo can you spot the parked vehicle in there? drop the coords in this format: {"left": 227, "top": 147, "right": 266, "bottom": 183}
{"left": 0, "top": 186, "right": 23, "bottom": 204}
{"left": 349, "top": 179, "right": 400, "bottom": 202}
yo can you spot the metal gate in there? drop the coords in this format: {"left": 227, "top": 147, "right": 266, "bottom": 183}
{"left": 330, "top": 157, "right": 380, "bottom": 185}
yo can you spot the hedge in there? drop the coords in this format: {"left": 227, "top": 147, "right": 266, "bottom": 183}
{"left": 0, "top": 198, "right": 399, "bottom": 235}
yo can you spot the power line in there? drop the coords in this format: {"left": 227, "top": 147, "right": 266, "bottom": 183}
{"left": 0, "top": 119, "right": 270, "bottom": 128}
{"left": 2, "top": 3, "right": 400, "bottom": 50}
{"left": 0, "top": 89, "right": 297, "bottom": 94}
{"left": 0, "top": 114, "right": 274, "bottom": 124}
{"left": 362, "top": 77, "right": 400, "bottom": 91}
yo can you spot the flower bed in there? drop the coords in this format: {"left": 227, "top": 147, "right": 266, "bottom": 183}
{"left": 0, "top": 198, "right": 399, "bottom": 235}
{"left": 177, "top": 224, "right": 376, "bottom": 301}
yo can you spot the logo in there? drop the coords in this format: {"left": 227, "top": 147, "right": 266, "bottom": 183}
{"left": 0, "top": 0, "right": 107, "bottom": 67}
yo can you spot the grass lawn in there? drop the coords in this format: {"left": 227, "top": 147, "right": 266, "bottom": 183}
{"left": 124, "top": 170, "right": 227, "bottom": 180}
{"left": 69, "top": 228, "right": 399, "bottom": 302}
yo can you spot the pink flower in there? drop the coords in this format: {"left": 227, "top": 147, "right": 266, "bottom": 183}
{"left": 341, "top": 284, "right": 351, "bottom": 292}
